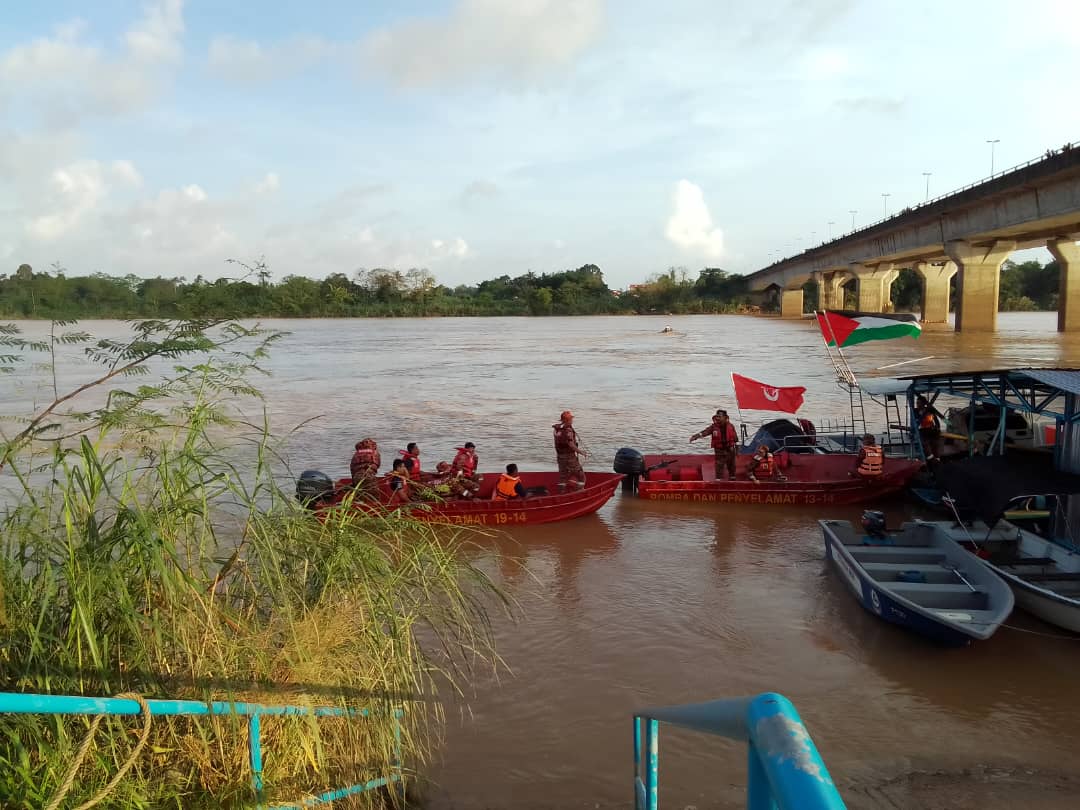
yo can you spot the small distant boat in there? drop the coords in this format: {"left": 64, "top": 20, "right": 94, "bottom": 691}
{"left": 819, "top": 517, "right": 1014, "bottom": 645}
{"left": 660, "top": 325, "right": 674, "bottom": 333}
{"left": 298, "top": 470, "right": 624, "bottom": 526}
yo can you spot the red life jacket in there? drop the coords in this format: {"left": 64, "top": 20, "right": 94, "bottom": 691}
{"left": 400, "top": 449, "right": 421, "bottom": 477}
{"left": 452, "top": 448, "right": 477, "bottom": 476}
{"left": 553, "top": 423, "right": 577, "bottom": 453}
{"left": 755, "top": 451, "right": 774, "bottom": 477}
{"left": 492, "top": 473, "right": 521, "bottom": 501}
{"left": 350, "top": 446, "right": 379, "bottom": 481}
{"left": 709, "top": 422, "right": 738, "bottom": 450}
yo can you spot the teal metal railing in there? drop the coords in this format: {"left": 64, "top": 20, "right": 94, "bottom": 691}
{"left": 0, "top": 691, "right": 403, "bottom": 808}
{"left": 633, "top": 692, "right": 846, "bottom": 810}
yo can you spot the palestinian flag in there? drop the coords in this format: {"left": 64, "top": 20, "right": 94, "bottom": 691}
{"left": 816, "top": 310, "right": 921, "bottom": 347}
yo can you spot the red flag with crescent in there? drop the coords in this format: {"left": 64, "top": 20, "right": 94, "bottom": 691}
{"left": 731, "top": 373, "right": 806, "bottom": 413}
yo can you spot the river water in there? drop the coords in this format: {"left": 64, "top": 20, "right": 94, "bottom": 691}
{"left": 6, "top": 312, "right": 1080, "bottom": 808}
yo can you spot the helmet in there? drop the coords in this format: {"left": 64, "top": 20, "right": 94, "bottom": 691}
{"left": 561, "top": 410, "right": 573, "bottom": 421}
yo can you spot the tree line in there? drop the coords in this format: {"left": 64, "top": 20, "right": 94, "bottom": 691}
{"left": 0, "top": 257, "right": 1061, "bottom": 319}
{"left": 0, "top": 262, "right": 753, "bottom": 318}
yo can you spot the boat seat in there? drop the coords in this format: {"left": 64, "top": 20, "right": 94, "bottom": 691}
{"left": 1016, "top": 572, "right": 1080, "bottom": 582}
{"left": 849, "top": 546, "right": 943, "bottom": 557}
{"left": 889, "top": 582, "right": 976, "bottom": 593}
{"left": 862, "top": 562, "right": 948, "bottom": 572}
{"left": 994, "top": 556, "right": 1056, "bottom": 566}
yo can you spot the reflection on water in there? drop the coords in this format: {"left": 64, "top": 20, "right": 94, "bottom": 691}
{"left": 6, "top": 312, "right": 1080, "bottom": 807}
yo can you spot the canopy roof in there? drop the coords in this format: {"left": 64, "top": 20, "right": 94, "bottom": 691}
{"left": 893, "top": 368, "right": 1080, "bottom": 421}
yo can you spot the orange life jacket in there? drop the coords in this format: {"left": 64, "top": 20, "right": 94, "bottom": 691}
{"left": 553, "top": 423, "right": 578, "bottom": 453}
{"left": 492, "top": 473, "right": 521, "bottom": 500}
{"left": 858, "top": 445, "right": 884, "bottom": 477}
{"left": 754, "top": 451, "right": 774, "bottom": 477}
{"left": 919, "top": 411, "right": 938, "bottom": 430}
{"left": 350, "top": 446, "right": 380, "bottom": 481}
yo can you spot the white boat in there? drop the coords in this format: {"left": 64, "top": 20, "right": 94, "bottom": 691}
{"left": 937, "top": 518, "right": 1080, "bottom": 633}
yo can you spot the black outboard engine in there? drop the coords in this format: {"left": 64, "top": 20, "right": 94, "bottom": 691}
{"left": 296, "top": 470, "right": 335, "bottom": 508}
{"left": 613, "top": 447, "right": 645, "bottom": 493}
{"left": 861, "top": 509, "right": 887, "bottom": 540}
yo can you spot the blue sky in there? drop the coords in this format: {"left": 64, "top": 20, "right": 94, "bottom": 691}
{"left": 1, "top": 0, "right": 1077, "bottom": 288}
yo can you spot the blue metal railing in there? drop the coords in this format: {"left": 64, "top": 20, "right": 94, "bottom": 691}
{"left": 0, "top": 691, "right": 403, "bottom": 808}
{"left": 633, "top": 692, "right": 846, "bottom": 810}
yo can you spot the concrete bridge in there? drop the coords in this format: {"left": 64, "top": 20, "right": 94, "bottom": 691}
{"left": 747, "top": 143, "right": 1080, "bottom": 331}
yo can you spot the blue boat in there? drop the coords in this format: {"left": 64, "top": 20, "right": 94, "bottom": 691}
{"left": 819, "top": 518, "right": 1014, "bottom": 645}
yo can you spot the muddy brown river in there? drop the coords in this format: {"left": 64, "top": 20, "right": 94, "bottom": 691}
{"left": 6, "top": 312, "right": 1080, "bottom": 808}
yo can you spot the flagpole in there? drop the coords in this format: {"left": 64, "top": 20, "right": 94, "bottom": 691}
{"left": 817, "top": 309, "right": 857, "bottom": 386}
{"left": 730, "top": 371, "right": 747, "bottom": 441}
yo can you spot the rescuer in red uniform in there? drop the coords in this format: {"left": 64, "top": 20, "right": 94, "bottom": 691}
{"left": 689, "top": 410, "right": 739, "bottom": 480}
{"left": 553, "top": 410, "right": 587, "bottom": 492}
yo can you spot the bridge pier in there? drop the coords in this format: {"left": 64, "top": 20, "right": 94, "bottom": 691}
{"left": 850, "top": 263, "right": 896, "bottom": 312}
{"left": 821, "top": 272, "right": 849, "bottom": 310}
{"left": 946, "top": 240, "right": 1016, "bottom": 332}
{"left": 913, "top": 261, "right": 957, "bottom": 324}
{"left": 780, "top": 287, "right": 804, "bottom": 318}
{"left": 1049, "top": 238, "right": 1080, "bottom": 332}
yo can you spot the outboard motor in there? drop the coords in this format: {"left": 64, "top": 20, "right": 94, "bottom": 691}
{"left": 613, "top": 447, "right": 645, "bottom": 493}
{"left": 296, "top": 470, "right": 335, "bottom": 509}
{"left": 861, "top": 509, "right": 887, "bottom": 540}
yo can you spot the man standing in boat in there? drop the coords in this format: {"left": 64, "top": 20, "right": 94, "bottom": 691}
{"left": 690, "top": 410, "right": 739, "bottom": 480}
{"left": 553, "top": 410, "right": 587, "bottom": 492}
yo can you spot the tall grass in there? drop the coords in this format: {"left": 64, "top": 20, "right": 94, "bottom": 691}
{"left": 0, "top": 320, "right": 506, "bottom": 808}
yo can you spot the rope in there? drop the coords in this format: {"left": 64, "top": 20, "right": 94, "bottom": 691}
{"left": 44, "top": 692, "right": 153, "bottom": 810}
{"left": 1002, "top": 623, "right": 1080, "bottom": 641}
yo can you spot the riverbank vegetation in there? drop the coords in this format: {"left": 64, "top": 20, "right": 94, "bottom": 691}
{"left": 1, "top": 257, "right": 1061, "bottom": 320}
{"left": 0, "top": 262, "right": 751, "bottom": 318}
{"left": 0, "top": 319, "right": 504, "bottom": 807}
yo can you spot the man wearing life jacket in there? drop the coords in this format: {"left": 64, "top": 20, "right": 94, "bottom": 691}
{"left": 690, "top": 410, "right": 739, "bottom": 480}
{"left": 492, "top": 464, "right": 527, "bottom": 501}
{"left": 451, "top": 443, "right": 478, "bottom": 477}
{"left": 350, "top": 438, "right": 381, "bottom": 485}
{"left": 915, "top": 396, "right": 943, "bottom": 460}
{"left": 746, "top": 444, "right": 785, "bottom": 483}
{"left": 855, "top": 434, "right": 884, "bottom": 479}
{"left": 400, "top": 442, "right": 422, "bottom": 480}
{"left": 387, "top": 458, "right": 411, "bottom": 504}
{"left": 553, "top": 410, "right": 587, "bottom": 492}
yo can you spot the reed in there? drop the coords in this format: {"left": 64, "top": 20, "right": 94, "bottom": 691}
{"left": 0, "top": 320, "right": 506, "bottom": 808}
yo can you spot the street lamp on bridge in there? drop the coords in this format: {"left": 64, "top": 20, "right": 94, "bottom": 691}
{"left": 828, "top": 220, "right": 835, "bottom": 239}
{"left": 922, "top": 172, "right": 932, "bottom": 201}
{"left": 849, "top": 210, "right": 857, "bottom": 230}
{"left": 987, "top": 139, "right": 1001, "bottom": 175}
{"left": 881, "top": 192, "right": 891, "bottom": 217}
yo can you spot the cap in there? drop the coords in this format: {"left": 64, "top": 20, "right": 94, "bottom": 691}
{"left": 561, "top": 410, "right": 574, "bottom": 421}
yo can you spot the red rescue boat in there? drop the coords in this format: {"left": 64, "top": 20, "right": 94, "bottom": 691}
{"left": 630, "top": 451, "right": 921, "bottom": 506}
{"left": 307, "top": 471, "right": 624, "bottom": 526}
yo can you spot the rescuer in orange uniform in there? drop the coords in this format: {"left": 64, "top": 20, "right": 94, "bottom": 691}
{"left": 690, "top": 410, "right": 739, "bottom": 480}
{"left": 553, "top": 411, "right": 587, "bottom": 492}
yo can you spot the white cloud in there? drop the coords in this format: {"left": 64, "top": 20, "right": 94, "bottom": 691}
{"left": 362, "top": 0, "right": 605, "bottom": 87}
{"left": 801, "top": 47, "right": 849, "bottom": 80}
{"left": 664, "top": 179, "right": 724, "bottom": 259}
{"left": 26, "top": 160, "right": 144, "bottom": 240}
{"left": 255, "top": 172, "right": 280, "bottom": 194}
{"left": 207, "top": 34, "right": 333, "bottom": 84}
{"left": 0, "top": 0, "right": 186, "bottom": 125}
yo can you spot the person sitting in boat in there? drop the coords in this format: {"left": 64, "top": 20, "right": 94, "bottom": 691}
{"left": 400, "top": 442, "right": 422, "bottom": 479}
{"left": 387, "top": 458, "right": 411, "bottom": 504}
{"left": 452, "top": 442, "right": 479, "bottom": 477}
{"left": 855, "top": 434, "right": 884, "bottom": 479}
{"left": 915, "top": 396, "right": 944, "bottom": 460}
{"left": 350, "top": 438, "right": 381, "bottom": 486}
{"left": 689, "top": 410, "right": 738, "bottom": 480}
{"left": 492, "top": 464, "right": 527, "bottom": 501}
{"left": 747, "top": 444, "right": 786, "bottom": 483}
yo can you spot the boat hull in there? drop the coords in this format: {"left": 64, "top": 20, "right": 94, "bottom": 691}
{"left": 637, "top": 453, "right": 921, "bottom": 506}
{"left": 323, "top": 471, "right": 623, "bottom": 526}
{"left": 820, "top": 520, "right": 1013, "bottom": 645}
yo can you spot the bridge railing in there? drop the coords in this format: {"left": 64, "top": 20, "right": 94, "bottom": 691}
{"left": 633, "top": 692, "right": 846, "bottom": 810}
{"left": 0, "top": 691, "right": 403, "bottom": 808}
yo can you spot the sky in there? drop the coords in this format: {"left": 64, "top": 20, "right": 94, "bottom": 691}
{"left": 1, "top": 0, "right": 1077, "bottom": 289}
